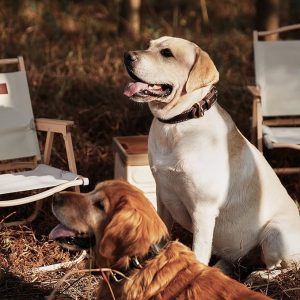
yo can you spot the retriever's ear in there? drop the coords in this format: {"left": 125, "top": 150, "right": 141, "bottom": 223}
{"left": 185, "top": 47, "right": 219, "bottom": 93}
{"left": 99, "top": 196, "right": 167, "bottom": 261}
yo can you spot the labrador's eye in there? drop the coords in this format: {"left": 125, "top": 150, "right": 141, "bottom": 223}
{"left": 94, "top": 201, "right": 104, "bottom": 210}
{"left": 160, "top": 48, "right": 174, "bottom": 58}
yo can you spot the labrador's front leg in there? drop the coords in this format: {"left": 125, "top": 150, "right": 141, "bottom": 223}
{"left": 157, "top": 195, "right": 174, "bottom": 232}
{"left": 192, "top": 207, "right": 218, "bottom": 265}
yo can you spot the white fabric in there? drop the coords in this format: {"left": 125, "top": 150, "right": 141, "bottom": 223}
{"left": 0, "top": 164, "right": 79, "bottom": 195}
{"left": 263, "top": 126, "right": 300, "bottom": 147}
{"left": 0, "top": 71, "right": 40, "bottom": 160}
{"left": 254, "top": 41, "right": 300, "bottom": 117}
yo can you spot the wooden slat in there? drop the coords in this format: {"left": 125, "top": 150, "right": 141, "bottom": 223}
{"left": 35, "top": 118, "right": 74, "bottom": 135}
{"left": 0, "top": 160, "right": 37, "bottom": 172}
{"left": 18, "top": 56, "right": 25, "bottom": 71}
{"left": 253, "top": 30, "right": 258, "bottom": 41}
{"left": 272, "top": 143, "right": 300, "bottom": 151}
{"left": 263, "top": 118, "right": 300, "bottom": 127}
{"left": 113, "top": 136, "right": 149, "bottom": 166}
{"left": 247, "top": 85, "right": 261, "bottom": 98}
{"left": 257, "top": 24, "right": 300, "bottom": 38}
{"left": 0, "top": 58, "right": 19, "bottom": 65}
{"left": 274, "top": 167, "right": 300, "bottom": 174}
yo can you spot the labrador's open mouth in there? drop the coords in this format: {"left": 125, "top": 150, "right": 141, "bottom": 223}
{"left": 124, "top": 68, "right": 172, "bottom": 99}
{"left": 49, "top": 224, "right": 95, "bottom": 249}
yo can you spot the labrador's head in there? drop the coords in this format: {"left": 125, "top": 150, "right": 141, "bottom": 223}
{"left": 49, "top": 180, "right": 168, "bottom": 269}
{"left": 124, "top": 36, "right": 219, "bottom": 115}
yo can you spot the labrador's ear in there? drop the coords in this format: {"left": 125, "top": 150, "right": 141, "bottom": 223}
{"left": 185, "top": 47, "right": 219, "bottom": 93}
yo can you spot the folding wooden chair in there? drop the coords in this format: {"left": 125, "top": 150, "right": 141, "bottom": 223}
{"left": 0, "top": 56, "right": 89, "bottom": 227}
{"left": 248, "top": 24, "right": 300, "bottom": 174}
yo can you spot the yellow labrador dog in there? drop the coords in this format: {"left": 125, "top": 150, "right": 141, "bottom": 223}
{"left": 123, "top": 36, "right": 300, "bottom": 273}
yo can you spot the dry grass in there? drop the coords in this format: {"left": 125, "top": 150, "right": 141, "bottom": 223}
{"left": 247, "top": 268, "right": 300, "bottom": 300}
{"left": 0, "top": 0, "right": 299, "bottom": 299}
{"left": 1, "top": 219, "right": 300, "bottom": 299}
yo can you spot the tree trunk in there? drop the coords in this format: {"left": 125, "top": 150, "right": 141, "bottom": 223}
{"left": 118, "top": 0, "right": 141, "bottom": 40}
{"left": 256, "top": 0, "right": 280, "bottom": 40}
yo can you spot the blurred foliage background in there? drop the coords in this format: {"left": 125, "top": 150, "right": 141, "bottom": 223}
{"left": 0, "top": 0, "right": 299, "bottom": 189}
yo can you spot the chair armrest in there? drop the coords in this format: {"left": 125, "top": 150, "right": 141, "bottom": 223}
{"left": 35, "top": 118, "right": 78, "bottom": 188}
{"left": 35, "top": 118, "right": 74, "bottom": 135}
{"left": 247, "top": 85, "right": 261, "bottom": 98}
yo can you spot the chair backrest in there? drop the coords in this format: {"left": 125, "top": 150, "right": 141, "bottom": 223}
{"left": 253, "top": 24, "right": 300, "bottom": 117}
{"left": 0, "top": 57, "right": 40, "bottom": 164}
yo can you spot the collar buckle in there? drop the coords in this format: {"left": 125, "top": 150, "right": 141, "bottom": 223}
{"left": 109, "top": 239, "right": 169, "bottom": 283}
{"left": 192, "top": 102, "right": 205, "bottom": 118}
{"left": 131, "top": 256, "right": 142, "bottom": 268}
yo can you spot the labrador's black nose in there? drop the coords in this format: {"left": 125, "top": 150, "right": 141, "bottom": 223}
{"left": 124, "top": 51, "right": 138, "bottom": 63}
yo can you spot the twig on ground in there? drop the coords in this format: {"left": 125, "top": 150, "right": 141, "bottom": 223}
{"left": 32, "top": 250, "right": 88, "bottom": 273}
{"left": 46, "top": 268, "right": 130, "bottom": 300}
{"left": 0, "top": 211, "right": 16, "bottom": 225}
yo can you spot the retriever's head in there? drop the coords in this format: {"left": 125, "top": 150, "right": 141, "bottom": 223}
{"left": 123, "top": 36, "right": 219, "bottom": 118}
{"left": 49, "top": 180, "right": 168, "bottom": 269}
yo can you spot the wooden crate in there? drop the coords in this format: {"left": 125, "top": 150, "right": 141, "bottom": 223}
{"left": 113, "top": 136, "right": 157, "bottom": 209}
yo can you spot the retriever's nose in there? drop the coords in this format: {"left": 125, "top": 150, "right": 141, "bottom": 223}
{"left": 124, "top": 51, "right": 138, "bottom": 63}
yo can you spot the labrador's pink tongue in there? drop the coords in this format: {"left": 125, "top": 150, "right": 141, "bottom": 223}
{"left": 49, "top": 224, "right": 76, "bottom": 240}
{"left": 123, "top": 81, "right": 149, "bottom": 97}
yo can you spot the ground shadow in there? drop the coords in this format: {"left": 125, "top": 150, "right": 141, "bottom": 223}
{"left": 0, "top": 272, "right": 53, "bottom": 300}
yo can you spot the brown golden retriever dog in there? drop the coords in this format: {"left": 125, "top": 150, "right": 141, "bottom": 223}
{"left": 49, "top": 180, "right": 271, "bottom": 300}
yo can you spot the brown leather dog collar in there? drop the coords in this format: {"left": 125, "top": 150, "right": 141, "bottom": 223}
{"left": 110, "top": 238, "right": 170, "bottom": 283}
{"left": 157, "top": 86, "right": 218, "bottom": 124}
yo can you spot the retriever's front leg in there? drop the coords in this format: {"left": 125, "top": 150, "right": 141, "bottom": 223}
{"left": 192, "top": 207, "right": 218, "bottom": 265}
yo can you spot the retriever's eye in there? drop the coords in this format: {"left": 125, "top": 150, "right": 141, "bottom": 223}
{"left": 160, "top": 48, "right": 174, "bottom": 58}
{"left": 94, "top": 201, "right": 104, "bottom": 210}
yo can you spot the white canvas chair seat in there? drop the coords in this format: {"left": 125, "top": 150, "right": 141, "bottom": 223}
{"left": 0, "top": 165, "right": 88, "bottom": 207}
{"left": 263, "top": 126, "right": 300, "bottom": 149}
{"left": 0, "top": 56, "right": 89, "bottom": 226}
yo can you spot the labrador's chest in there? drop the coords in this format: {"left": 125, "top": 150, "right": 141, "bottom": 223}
{"left": 148, "top": 120, "right": 225, "bottom": 179}
{"left": 148, "top": 118, "right": 230, "bottom": 207}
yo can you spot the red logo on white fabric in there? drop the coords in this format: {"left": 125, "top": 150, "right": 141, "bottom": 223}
{"left": 0, "top": 83, "right": 8, "bottom": 94}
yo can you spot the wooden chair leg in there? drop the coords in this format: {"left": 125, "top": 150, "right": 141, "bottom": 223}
{"left": 63, "top": 131, "right": 79, "bottom": 192}
{"left": 63, "top": 131, "right": 77, "bottom": 174}
{"left": 0, "top": 200, "right": 43, "bottom": 228}
{"left": 274, "top": 167, "right": 300, "bottom": 174}
{"left": 256, "top": 101, "right": 263, "bottom": 152}
{"left": 251, "top": 98, "right": 258, "bottom": 146}
{"left": 43, "top": 131, "right": 54, "bottom": 165}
